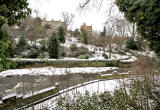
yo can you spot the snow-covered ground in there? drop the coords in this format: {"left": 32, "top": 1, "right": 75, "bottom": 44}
{"left": 26, "top": 79, "right": 128, "bottom": 110}
{"left": 121, "top": 56, "right": 137, "bottom": 63}
{"left": 0, "top": 67, "right": 118, "bottom": 77}
{"left": 14, "top": 36, "right": 137, "bottom": 62}
{"left": 61, "top": 36, "right": 131, "bottom": 60}
{"left": 138, "top": 51, "right": 156, "bottom": 58}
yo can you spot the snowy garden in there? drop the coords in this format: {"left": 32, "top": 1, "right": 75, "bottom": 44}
{"left": 0, "top": 0, "right": 160, "bottom": 109}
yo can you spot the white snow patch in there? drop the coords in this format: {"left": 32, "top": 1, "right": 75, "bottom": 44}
{"left": 138, "top": 51, "right": 156, "bottom": 58}
{"left": 121, "top": 56, "right": 137, "bottom": 62}
{"left": 2, "top": 93, "right": 17, "bottom": 101}
{"left": 0, "top": 67, "right": 118, "bottom": 77}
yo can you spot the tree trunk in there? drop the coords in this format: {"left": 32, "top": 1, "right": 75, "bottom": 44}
{"left": 132, "top": 23, "right": 135, "bottom": 40}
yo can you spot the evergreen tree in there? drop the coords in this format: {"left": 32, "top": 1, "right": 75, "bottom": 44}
{"left": 15, "top": 35, "right": 28, "bottom": 56}
{"left": 58, "top": 26, "right": 66, "bottom": 43}
{"left": 17, "top": 35, "right": 27, "bottom": 48}
{"left": 48, "top": 32, "right": 60, "bottom": 59}
{"left": 82, "top": 29, "right": 88, "bottom": 45}
{"left": 0, "top": 0, "right": 30, "bottom": 71}
{"left": 0, "top": 29, "right": 16, "bottom": 71}
{"left": 0, "top": 0, "right": 31, "bottom": 28}
{"left": 115, "top": 0, "right": 160, "bottom": 55}
{"left": 101, "top": 26, "right": 106, "bottom": 37}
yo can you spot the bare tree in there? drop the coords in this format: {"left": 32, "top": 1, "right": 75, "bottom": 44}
{"left": 105, "top": 17, "right": 117, "bottom": 58}
{"left": 127, "top": 22, "right": 137, "bottom": 40}
{"left": 61, "top": 11, "right": 74, "bottom": 31}
{"left": 114, "top": 17, "right": 128, "bottom": 51}
{"left": 20, "top": 16, "right": 46, "bottom": 44}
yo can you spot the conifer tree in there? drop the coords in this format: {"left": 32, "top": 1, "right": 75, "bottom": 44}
{"left": 101, "top": 26, "right": 106, "bottom": 37}
{"left": 82, "top": 29, "right": 88, "bottom": 45}
{"left": 48, "top": 32, "right": 60, "bottom": 59}
{"left": 58, "top": 26, "right": 66, "bottom": 43}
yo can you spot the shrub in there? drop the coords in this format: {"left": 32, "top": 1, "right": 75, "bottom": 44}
{"left": 15, "top": 35, "right": 29, "bottom": 56}
{"left": 78, "top": 46, "right": 89, "bottom": 55}
{"left": 39, "top": 39, "right": 47, "bottom": 51}
{"left": 48, "top": 32, "right": 60, "bottom": 59}
{"left": 58, "top": 26, "right": 66, "bottom": 43}
{"left": 119, "top": 50, "right": 126, "bottom": 55}
{"left": 126, "top": 38, "right": 142, "bottom": 50}
{"left": 21, "top": 44, "right": 40, "bottom": 58}
{"left": 17, "top": 35, "right": 28, "bottom": 48}
{"left": 0, "top": 29, "right": 16, "bottom": 71}
{"left": 38, "top": 52, "right": 49, "bottom": 59}
{"left": 55, "top": 75, "right": 160, "bottom": 110}
{"left": 105, "top": 60, "right": 117, "bottom": 67}
{"left": 89, "top": 51, "right": 95, "bottom": 55}
{"left": 79, "top": 54, "right": 89, "bottom": 59}
{"left": 68, "top": 46, "right": 89, "bottom": 58}
{"left": 29, "top": 44, "right": 40, "bottom": 58}
{"left": 102, "top": 52, "right": 108, "bottom": 59}
{"left": 69, "top": 44, "right": 78, "bottom": 51}
{"left": 44, "top": 23, "right": 52, "bottom": 29}
{"left": 81, "top": 29, "right": 88, "bottom": 45}
{"left": 59, "top": 46, "right": 66, "bottom": 57}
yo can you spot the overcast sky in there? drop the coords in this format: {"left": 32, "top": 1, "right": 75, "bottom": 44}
{"left": 28, "top": 0, "right": 120, "bottom": 31}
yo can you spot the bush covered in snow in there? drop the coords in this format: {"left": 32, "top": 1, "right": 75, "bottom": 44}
{"left": 68, "top": 46, "right": 90, "bottom": 58}
{"left": 78, "top": 46, "right": 89, "bottom": 55}
{"left": 20, "top": 44, "right": 40, "bottom": 58}
{"left": 102, "top": 52, "right": 108, "bottom": 59}
{"left": 14, "top": 35, "right": 30, "bottom": 57}
{"left": 78, "top": 54, "right": 89, "bottom": 59}
{"left": 118, "top": 50, "right": 126, "bottom": 55}
{"left": 69, "top": 43, "right": 78, "bottom": 51}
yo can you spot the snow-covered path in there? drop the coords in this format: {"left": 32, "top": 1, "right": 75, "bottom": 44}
{"left": 27, "top": 79, "right": 127, "bottom": 110}
{"left": 0, "top": 67, "right": 118, "bottom": 77}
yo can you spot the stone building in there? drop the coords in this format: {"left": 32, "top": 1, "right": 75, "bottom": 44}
{"left": 81, "top": 23, "right": 92, "bottom": 34}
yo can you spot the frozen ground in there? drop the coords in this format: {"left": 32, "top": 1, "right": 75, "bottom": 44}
{"left": 0, "top": 67, "right": 118, "bottom": 77}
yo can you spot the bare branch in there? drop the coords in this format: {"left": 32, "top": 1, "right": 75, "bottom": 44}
{"left": 80, "top": 0, "right": 91, "bottom": 8}
{"left": 99, "top": 0, "right": 104, "bottom": 11}
{"left": 61, "top": 11, "right": 75, "bottom": 30}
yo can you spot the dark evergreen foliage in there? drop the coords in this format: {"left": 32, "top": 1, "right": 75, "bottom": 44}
{"left": 58, "top": 26, "right": 66, "bottom": 43}
{"left": 115, "top": 0, "right": 160, "bottom": 55}
{"left": 48, "top": 32, "right": 60, "bottom": 59}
